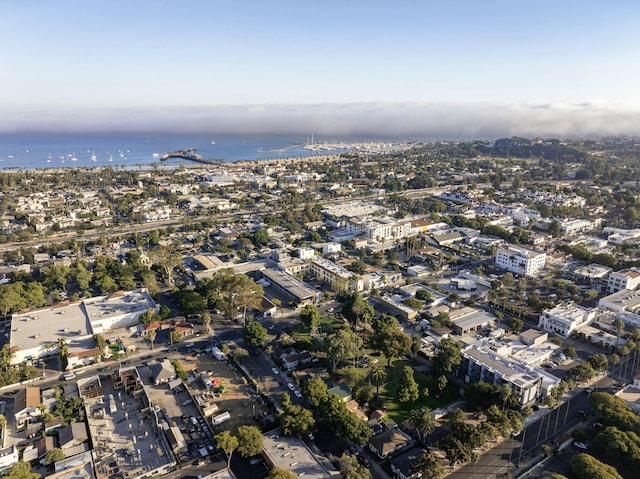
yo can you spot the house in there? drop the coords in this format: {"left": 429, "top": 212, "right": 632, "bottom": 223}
{"left": 327, "top": 384, "right": 352, "bottom": 402}
{"left": 14, "top": 387, "right": 41, "bottom": 431}
{"left": 67, "top": 347, "right": 101, "bottom": 369}
{"left": 150, "top": 359, "right": 176, "bottom": 385}
{"left": 44, "top": 416, "right": 63, "bottom": 433}
{"left": 58, "top": 422, "right": 89, "bottom": 451}
{"left": 0, "top": 445, "right": 18, "bottom": 472}
{"left": 390, "top": 447, "right": 427, "bottom": 479}
{"left": 368, "top": 429, "right": 411, "bottom": 459}
{"left": 279, "top": 350, "right": 313, "bottom": 372}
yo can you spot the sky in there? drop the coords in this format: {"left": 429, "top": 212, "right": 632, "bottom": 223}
{"left": 2, "top": 0, "right": 640, "bottom": 138}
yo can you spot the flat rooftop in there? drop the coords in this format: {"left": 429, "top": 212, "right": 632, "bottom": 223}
{"left": 10, "top": 302, "right": 91, "bottom": 352}
{"left": 83, "top": 290, "right": 156, "bottom": 325}
{"left": 263, "top": 430, "right": 332, "bottom": 479}
{"left": 262, "top": 268, "right": 317, "bottom": 301}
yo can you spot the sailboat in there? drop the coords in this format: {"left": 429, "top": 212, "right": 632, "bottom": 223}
{"left": 47, "top": 153, "right": 52, "bottom": 163}
{"left": 211, "top": 138, "right": 216, "bottom": 145}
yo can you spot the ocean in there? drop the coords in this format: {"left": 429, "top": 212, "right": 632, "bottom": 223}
{"left": 0, "top": 132, "right": 360, "bottom": 170}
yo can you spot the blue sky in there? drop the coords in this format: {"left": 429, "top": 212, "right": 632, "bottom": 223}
{"left": 2, "top": 0, "right": 640, "bottom": 137}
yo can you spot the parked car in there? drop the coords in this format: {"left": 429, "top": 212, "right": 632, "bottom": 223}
{"left": 63, "top": 372, "right": 76, "bottom": 381}
{"left": 272, "top": 367, "right": 280, "bottom": 375}
{"left": 287, "top": 383, "right": 295, "bottom": 391}
{"left": 574, "top": 441, "right": 588, "bottom": 450}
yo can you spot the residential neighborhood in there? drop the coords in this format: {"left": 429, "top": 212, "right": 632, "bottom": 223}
{"left": 1, "top": 137, "right": 640, "bottom": 479}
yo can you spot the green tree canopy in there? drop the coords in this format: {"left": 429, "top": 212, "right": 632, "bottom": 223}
{"left": 244, "top": 320, "right": 268, "bottom": 347}
{"left": 570, "top": 453, "right": 623, "bottom": 479}
{"left": 235, "top": 425, "right": 264, "bottom": 458}
{"left": 398, "top": 365, "right": 420, "bottom": 403}
{"left": 300, "top": 304, "right": 321, "bottom": 334}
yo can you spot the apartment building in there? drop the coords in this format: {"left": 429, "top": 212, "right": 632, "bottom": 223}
{"left": 495, "top": 245, "right": 546, "bottom": 276}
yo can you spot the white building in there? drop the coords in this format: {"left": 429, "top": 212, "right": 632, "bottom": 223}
{"left": 495, "top": 245, "right": 546, "bottom": 276}
{"left": 538, "top": 303, "right": 596, "bottom": 338}
{"left": 346, "top": 217, "right": 412, "bottom": 243}
{"left": 310, "top": 257, "right": 363, "bottom": 292}
{"left": 606, "top": 268, "right": 640, "bottom": 293}
{"left": 9, "top": 289, "right": 157, "bottom": 365}
{"left": 322, "top": 242, "right": 342, "bottom": 255}
{"left": 298, "top": 247, "right": 315, "bottom": 261}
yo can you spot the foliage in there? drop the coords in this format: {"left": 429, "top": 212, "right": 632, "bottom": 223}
{"left": 433, "top": 338, "right": 462, "bottom": 375}
{"left": 170, "top": 360, "right": 188, "bottom": 381}
{"left": 267, "top": 468, "right": 297, "bottom": 479}
{"left": 398, "top": 366, "right": 420, "bottom": 403}
{"left": 235, "top": 425, "right": 264, "bottom": 458}
{"left": 566, "top": 362, "right": 596, "bottom": 384}
{"left": 214, "top": 430, "right": 238, "bottom": 468}
{"left": 45, "top": 448, "right": 65, "bottom": 465}
{"left": 175, "top": 290, "right": 208, "bottom": 315}
{"left": 587, "top": 354, "right": 608, "bottom": 373}
{"left": 244, "top": 320, "right": 268, "bottom": 347}
{"left": 300, "top": 304, "right": 321, "bottom": 334}
{"left": 413, "top": 451, "right": 445, "bottom": 479}
{"left": 280, "top": 404, "right": 316, "bottom": 437}
{"left": 594, "top": 426, "right": 640, "bottom": 468}
{"left": 326, "top": 328, "right": 362, "bottom": 371}
{"left": 303, "top": 377, "right": 328, "bottom": 407}
{"left": 590, "top": 392, "right": 640, "bottom": 435}
{"left": 570, "top": 453, "right": 623, "bottom": 479}
{"left": 341, "top": 292, "right": 374, "bottom": 326}
{"left": 408, "top": 407, "right": 435, "bottom": 440}
{"left": 338, "top": 453, "right": 372, "bottom": 479}
{"left": 318, "top": 393, "right": 371, "bottom": 445}
{"left": 5, "top": 462, "right": 40, "bottom": 479}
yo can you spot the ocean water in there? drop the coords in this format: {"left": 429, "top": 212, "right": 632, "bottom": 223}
{"left": 0, "top": 133, "right": 356, "bottom": 170}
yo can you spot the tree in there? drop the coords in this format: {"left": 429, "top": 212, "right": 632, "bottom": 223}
{"left": 57, "top": 337, "right": 69, "bottom": 359}
{"left": 408, "top": 407, "right": 435, "bottom": 441}
{"left": 231, "top": 274, "right": 264, "bottom": 325}
{"left": 398, "top": 366, "right": 420, "bottom": 403}
{"left": 378, "top": 329, "right": 412, "bottom": 367}
{"left": 244, "top": 320, "right": 268, "bottom": 347}
{"left": 570, "top": 453, "right": 622, "bottom": 479}
{"left": 437, "top": 375, "right": 448, "bottom": 393}
{"left": 150, "top": 245, "right": 182, "bottom": 285}
{"left": 45, "top": 448, "right": 65, "bottom": 465}
{"left": 267, "top": 468, "right": 297, "bottom": 479}
{"left": 5, "top": 462, "right": 39, "bottom": 479}
{"left": 338, "top": 453, "right": 372, "bottom": 479}
{"left": 147, "top": 329, "right": 157, "bottom": 350}
{"left": 170, "top": 330, "right": 182, "bottom": 344}
{"left": 0, "top": 344, "right": 15, "bottom": 370}
{"left": 303, "top": 377, "right": 328, "bottom": 407}
{"left": 342, "top": 292, "right": 374, "bottom": 326}
{"left": 413, "top": 451, "right": 445, "bottom": 479}
{"left": 588, "top": 354, "right": 608, "bottom": 373}
{"left": 280, "top": 404, "right": 316, "bottom": 437}
{"left": 326, "top": 329, "right": 362, "bottom": 371}
{"left": 613, "top": 318, "right": 625, "bottom": 351}
{"left": 233, "top": 347, "right": 249, "bottom": 362}
{"left": 214, "top": 430, "right": 238, "bottom": 469}
{"left": 252, "top": 229, "right": 269, "bottom": 247}
{"left": 433, "top": 338, "right": 461, "bottom": 375}
{"left": 300, "top": 304, "right": 321, "bottom": 335}
{"left": 235, "top": 425, "right": 264, "bottom": 458}
{"left": 202, "top": 312, "right": 211, "bottom": 333}
{"left": 369, "top": 366, "right": 387, "bottom": 397}
{"left": 176, "top": 290, "right": 207, "bottom": 315}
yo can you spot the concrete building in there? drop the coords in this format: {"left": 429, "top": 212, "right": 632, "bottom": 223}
{"left": 9, "top": 289, "right": 157, "bottom": 365}
{"left": 310, "top": 257, "right": 363, "bottom": 292}
{"left": 262, "top": 429, "right": 332, "bottom": 479}
{"left": 599, "top": 289, "right": 640, "bottom": 315}
{"left": 460, "top": 346, "right": 545, "bottom": 407}
{"left": 261, "top": 269, "right": 318, "bottom": 307}
{"left": 538, "top": 303, "right": 596, "bottom": 338}
{"left": 448, "top": 307, "right": 497, "bottom": 335}
{"left": 606, "top": 268, "right": 640, "bottom": 293}
{"left": 495, "top": 245, "right": 546, "bottom": 276}
{"left": 346, "top": 216, "right": 412, "bottom": 243}
{"left": 14, "top": 387, "right": 41, "bottom": 431}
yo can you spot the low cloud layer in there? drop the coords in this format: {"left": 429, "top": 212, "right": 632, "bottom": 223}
{"left": 2, "top": 102, "right": 639, "bottom": 139}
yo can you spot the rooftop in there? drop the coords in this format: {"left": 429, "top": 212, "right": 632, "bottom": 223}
{"left": 263, "top": 430, "right": 332, "bottom": 479}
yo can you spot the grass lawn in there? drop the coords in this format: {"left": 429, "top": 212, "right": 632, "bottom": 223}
{"left": 380, "top": 360, "right": 460, "bottom": 424}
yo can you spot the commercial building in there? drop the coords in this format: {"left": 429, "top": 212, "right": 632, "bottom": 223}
{"left": 538, "top": 303, "right": 596, "bottom": 338}
{"left": 460, "top": 346, "right": 545, "bottom": 407}
{"left": 261, "top": 269, "right": 318, "bottom": 307}
{"left": 495, "top": 245, "right": 546, "bottom": 276}
{"left": 9, "top": 289, "right": 157, "bottom": 365}
{"left": 310, "top": 257, "right": 364, "bottom": 292}
{"left": 606, "top": 268, "right": 640, "bottom": 293}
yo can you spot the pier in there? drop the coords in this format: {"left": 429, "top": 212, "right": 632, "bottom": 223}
{"left": 159, "top": 149, "right": 222, "bottom": 165}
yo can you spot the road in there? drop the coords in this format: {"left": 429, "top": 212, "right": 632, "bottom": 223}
{"left": 448, "top": 383, "right": 599, "bottom": 479}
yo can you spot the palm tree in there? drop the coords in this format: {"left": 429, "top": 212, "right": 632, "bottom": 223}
{"left": 613, "top": 318, "right": 625, "bottom": 352}
{"left": 0, "top": 413, "right": 6, "bottom": 447}
{"left": 408, "top": 407, "right": 435, "bottom": 441}
{"left": 148, "top": 329, "right": 157, "bottom": 350}
{"left": 369, "top": 366, "right": 387, "bottom": 397}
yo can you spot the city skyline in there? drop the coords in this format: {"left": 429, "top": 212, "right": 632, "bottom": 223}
{"left": 2, "top": 0, "right": 640, "bottom": 137}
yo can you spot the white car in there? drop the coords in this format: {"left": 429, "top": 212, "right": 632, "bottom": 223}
{"left": 63, "top": 372, "right": 76, "bottom": 381}
{"left": 573, "top": 441, "right": 588, "bottom": 450}
{"left": 294, "top": 390, "right": 302, "bottom": 398}
{"left": 287, "top": 383, "right": 295, "bottom": 391}
{"left": 272, "top": 367, "right": 280, "bottom": 375}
